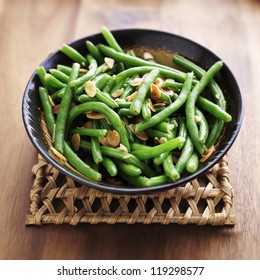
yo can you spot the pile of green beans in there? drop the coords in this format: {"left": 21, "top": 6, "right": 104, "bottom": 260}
{"left": 37, "top": 26, "right": 232, "bottom": 188}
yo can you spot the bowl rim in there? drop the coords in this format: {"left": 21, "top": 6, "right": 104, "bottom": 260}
{"left": 22, "top": 28, "right": 244, "bottom": 194}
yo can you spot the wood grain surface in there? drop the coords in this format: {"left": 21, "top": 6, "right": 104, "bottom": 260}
{"left": 0, "top": 0, "right": 259, "bottom": 260}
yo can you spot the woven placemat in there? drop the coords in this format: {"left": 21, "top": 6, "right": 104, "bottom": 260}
{"left": 25, "top": 154, "right": 235, "bottom": 226}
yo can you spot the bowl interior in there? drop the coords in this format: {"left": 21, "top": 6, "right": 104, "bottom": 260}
{"left": 22, "top": 29, "right": 243, "bottom": 194}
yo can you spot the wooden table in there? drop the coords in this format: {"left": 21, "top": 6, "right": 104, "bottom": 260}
{"left": 0, "top": 0, "right": 259, "bottom": 260}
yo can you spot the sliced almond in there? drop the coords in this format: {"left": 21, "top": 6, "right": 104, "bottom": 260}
{"left": 150, "top": 83, "right": 161, "bottom": 100}
{"left": 71, "top": 133, "right": 81, "bottom": 151}
{"left": 153, "top": 102, "right": 167, "bottom": 107}
{"left": 53, "top": 104, "right": 61, "bottom": 114}
{"left": 200, "top": 146, "right": 216, "bottom": 163}
{"left": 111, "top": 88, "right": 124, "bottom": 98}
{"left": 98, "top": 136, "right": 108, "bottom": 146}
{"left": 84, "top": 81, "right": 96, "bottom": 97}
{"left": 155, "top": 77, "right": 164, "bottom": 87}
{"left": 126, "top": 91, "right": 137, "bottom": 102}
{"left": 143, "top": 52, "right": 154, "bottom": 60}
{"left": 86, "top": 111, "right": 105, "bottom": 119}
{"left": 104, "top": 57, "right": 115, "bottom": 69}
{"left": 49, "top": 147, "right": 67, "bottom": 162}
{"left": 84, "top": 120, "right": 93, "bottom": 128}
{"left": 130, "top": 77, "right": 143, "bottom": 87}
{"left": 79, "top": 68, "right": 88, "bottom": 73}
{"left": 48, "top": 95, "right": 55, "bottom": 107}
{"left": 117, "top": 143, "right": 128, "bottom": 153}
{"left": 129, "top": 123, "right": 148, "bottom": 141}
{"left": 106, "top": 130, "right": 120, "bottom": 147}
{"left": 148, "top": 98, "right": 156, "bottom": 112}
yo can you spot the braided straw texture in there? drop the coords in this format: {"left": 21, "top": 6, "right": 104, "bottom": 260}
{"left": 25, "top": 154, "right": 235, "bottom": 226}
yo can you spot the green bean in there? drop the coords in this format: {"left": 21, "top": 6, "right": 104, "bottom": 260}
{"left": 186, "top": 151, "right": 199, "bottom": 173}
{"left": 153, "top": 151, "right": 170, "bottom": 166}
{"left": 120, "top": 82, "right": 135, "bottom": 99}
{"left": 185, "top": 61, "right": 223, "bottom": 155}
{"left": 91, "top": 120, "right": 103, "bottom": 164}
{"left": 154, "top": 121, "right": 175, "bottom": 134}
{"left": 67, "top": 102, "right": 130, "bottom": 151}
{"left": 173, "top": 53, "right": 227, "bottom": 148}
{"left": 37, "top": 66, "right": 48, "bottom": 88}
{"left": 122, "top": 117, "right": 135, "bottom": 143}
{"left": 135, "top": 72, "right": 193, "bottom": 133}
{"left": 195, "top": 107, "right": 209, "bottom": 144}
{"left": 101, "top": 75, "right": 116, "bottom": 93}
{"left": 44, "top": 73, "right": 66, "bottom": 89}
{"left": 54, "top": 62, "right": 80, "bottom": 153}
{"left": 39, "top": 87, "right": 55, "bottom": 136}
{"left": 49, "top": 69, "right": 69, "bottom": 84}
{"left": 196, "top": 96, "right": 232, "bottom": 122}
{"left": 142, "top": 98, "right": 152, "bottom": 119}
{"left": 115, "top": 66, "right": 186, "bottom": 83}
{"left": 78, "top": 94, "right": 97, "bottom": 103}
{"left": 132, "top": 136, "right": 185, "bottom": 160}
{"left": 119, "top": 174, "right": 169, "bottom": 188}
{"left": 57, "top": 64, "right": 72, "bottom": 75}
{"left": 98, "top": 44, "right": 186, "bottom": 81}
{"left": 84, "top": 82, "right": 119, "bottom": 109}
{"left": 177, "top": 117, "right": 187, "bottom": 141}
{"left": 79, "top": 140, "right": 156, "bottom": 177}
{"left": 146, "top": 128, "right": 173, "bottom": 140}
{"left": 114, "top": 159, "right": 142, "bottom": 177}
{"left": 101, "top": 26, "right": 125, "bottom": 71}
{"left": 163, "top": 154, "right": 180, "bottom": 181}
{"left": 69, "top": 127, "right": 107, "bottom": 137}
{"left": 101, "top": 26, "right": 124, "bottom": 53}
{"left": 116, "top": 100, "right": 131, "bottom": 108}
{"left": 69, "top": 54, "right": 97, "bottom": 88}
{"left": 60, "top": 44, "right": 87, "bottom": 66}
{"left": 50, "top": 87, "right": 65, "bottom": 101}
{"left": 162, "top": 79, "right": 183, "bottom": 89}
{"left": 86, "top": 40, "right": 104, "bottom": 65}
{"left": 129, "top": 68, "right": 160, "bottom": 115}
{"left": 175, "top": 136, "right": 194, "bottom": 175}
{"left": 63, "top": 141, "right": 102, "bottom": 181}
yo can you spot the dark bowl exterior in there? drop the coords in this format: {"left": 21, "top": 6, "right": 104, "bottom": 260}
{"left": 22, "top": 29, "right": 243, "bottom": 194}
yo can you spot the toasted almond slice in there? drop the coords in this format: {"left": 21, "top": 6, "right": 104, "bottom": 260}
{"left": 106, "top": 130, "right": 120, "bottom": 147}
{"left": 153, "top": 102, "right": 167, "bottom": 107}
{"left": 200, "top": 146, "right": 216, "bottom": 163}
{"left": 98, "top": 135, "right": 108, "bottom": 146}
{"left": 72, "top": 133, "right": 81, "bottom": 151}
{"left": 148, "top": 98, "right": 156, "bottom": 112}
{"left": 48, "top": 95, "right": 55, "bottom": 107}
{"left": 143, "top": 52, "right": 154, "bottom": 60}
{"left": 150, "top": 83, "right": 161, "bottom": 100}
{"left": 162, "top": 88, "right": 174, "bottom": 97}
{"left": 130, "top": 77, "right": 143, "bottom": 87}
{"left": 111, "top": 88, "right": 124, "bottom": 98}
{"left": 104, "top": 57, "right": 115, "bottom": 69}
{"left": 117, "top": 143, "right": 128, "bottom": 153}
{"left": 155, "top": 77, "right": 164, "bottom": 87}
{"left": 129, "top": 123, "right": 148, "bottom": 141}
{"left": 126, "top": 91, "right": 137, "bottom": 102}
{"left": 84, "top": 120, "right": 93, "bottom": 128}
{"left": 53, "top": 104, "right": 61, "bottom": 114}
{"left": 79, "top": 68, "right": 88, "bottom": 73}
{"left": 86, "top": 111, "right": 105, "bottom": 119}
{"left": 84, "top": 81, "right": 96, "bottom": 97}
{"left": 50, "top": 147, "right": 67, "bottom": 162}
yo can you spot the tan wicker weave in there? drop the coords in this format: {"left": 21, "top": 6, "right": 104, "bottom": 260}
{"left": 25, "top": 154, "right": 235, "bottom": 226}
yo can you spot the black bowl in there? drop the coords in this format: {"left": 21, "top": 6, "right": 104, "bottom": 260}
{"left": 22, "top": 29, "right": 243, "bottom": 194}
